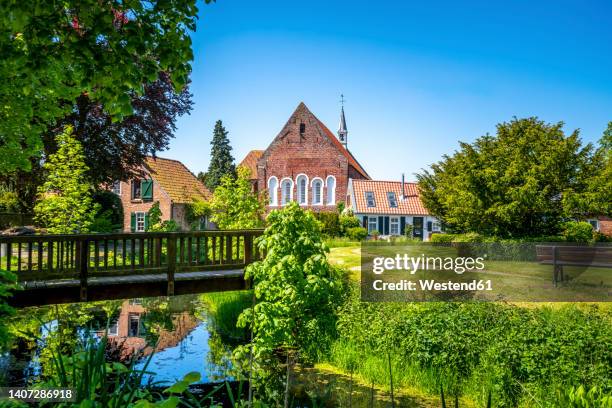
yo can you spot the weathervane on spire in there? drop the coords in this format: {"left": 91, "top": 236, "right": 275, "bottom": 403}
{"left": 337, "top": 94, "right": 348, "bottom": 149}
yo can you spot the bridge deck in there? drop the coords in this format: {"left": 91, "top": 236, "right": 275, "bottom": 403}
{"left": 11, "top": 269, "right": 248, "bottom": 308}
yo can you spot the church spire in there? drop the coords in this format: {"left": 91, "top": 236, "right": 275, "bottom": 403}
{"left": 337, "top": 94, "right": 348, "bottom": 149}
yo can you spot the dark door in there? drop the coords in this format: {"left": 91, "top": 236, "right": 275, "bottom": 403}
{"left": 413, "top": 217, "right": 424, "bottom": 240}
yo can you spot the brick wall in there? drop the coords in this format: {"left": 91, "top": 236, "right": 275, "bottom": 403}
{"left": 599, "top": 216, "right": 612, "bottom": 236}
{"left": 116, "top": 176, "right": 173, "bottom": 232}
{"left": 256, "top": 103, "right": 368, "bottom": 212}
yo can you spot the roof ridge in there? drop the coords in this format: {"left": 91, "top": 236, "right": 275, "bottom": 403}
{"left": 353, "top": 179, "right": 419, "bottom": 184}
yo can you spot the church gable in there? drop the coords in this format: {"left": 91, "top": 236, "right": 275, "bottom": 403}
{"left": 259, "top": 102, "right": 346, "bottom": 163}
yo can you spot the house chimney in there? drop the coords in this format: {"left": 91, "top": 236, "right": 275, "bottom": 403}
{"left": 401, "top": 173, "right": 405, "bottom": 200}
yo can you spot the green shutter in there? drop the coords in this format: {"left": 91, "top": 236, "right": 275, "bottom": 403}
{"left": 144, "top": 214, "right": 150, "bottom": 231}
{"left": 130, "top": 212, "right": 136, "bottom": 232}
{"left": 362, "top": 216, "right": 368, "bottom": 228}
{"left": 142, "top": 180, "right": 153, "bottom": 200}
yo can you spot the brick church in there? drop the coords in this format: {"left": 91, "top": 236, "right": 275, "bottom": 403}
{"left": 240, "top": 102, "right": 370, "bottom": 211}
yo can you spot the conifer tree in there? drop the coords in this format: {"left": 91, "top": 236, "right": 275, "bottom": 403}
{"left": 34, "top": 126, "right": 99, "bottom": 233}
{"left": 205, "top": 120, "right": 236, "bottom": 191}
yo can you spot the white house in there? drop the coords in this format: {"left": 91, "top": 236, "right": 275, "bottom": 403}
{"left": 347, "top": 178, "right": 442, "bottom": 241}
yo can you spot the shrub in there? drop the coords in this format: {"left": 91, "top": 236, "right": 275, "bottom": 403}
{"left": 313, "top": 211, "right": 341, "bottom": 237}
{"left": 0, "top": 188, "right": 19, "bottom": 212}
{"left": 89, "top": 210, "right": 117, "bottom": 233}
{"left": 346, "top": 226, "right": 368, "bottom": 241}
{"left": 92, "top": 190, "right": 123, "bottom": 228}
{"left": 339, "top": 214, "right": 361, "bottom": 235}
{"left": 430, "top": 233, "right": 456, "bottom": 243}
{"left": 562, "top": 221, "right": 594, "bottom": 243}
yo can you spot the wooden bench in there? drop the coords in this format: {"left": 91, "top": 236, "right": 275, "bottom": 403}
{"left": 535, "top": 245, "right": 612, "bottom": 286}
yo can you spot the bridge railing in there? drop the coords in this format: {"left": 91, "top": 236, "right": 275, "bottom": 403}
{"left": 0, "top": 229, "right": 265, "bottom": 299}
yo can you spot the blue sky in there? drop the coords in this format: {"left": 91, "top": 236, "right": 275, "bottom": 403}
{"left": 166, "top": 0, "right": 612, "bottom": 181}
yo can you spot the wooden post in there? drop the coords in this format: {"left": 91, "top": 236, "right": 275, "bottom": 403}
{"left": 77, "top": 239, "right": 89, "bottom": 301}
{"left": 552, "top": 246, "right": 558, "bottom": 287}
{"left": 244, "top": 234, "right": 253, "bottom": 290}
{"left": 167, "top": 235, "right": 176, "bottom": 296}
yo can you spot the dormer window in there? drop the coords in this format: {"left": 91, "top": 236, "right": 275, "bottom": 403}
{"left": 387, "top": 192, "right": 398, "bottom": 208}
{"left": 365, "top": 191, "right": 375, "bottom": 208}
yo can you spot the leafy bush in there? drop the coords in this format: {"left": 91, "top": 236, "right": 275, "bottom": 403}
{"left": 430, "top": 233, "right": 456, "bottom": 243}
{"left": 340, "top": 214, "right": 361, "bottom": 234}
{"left": 313, "top": 211, "right": 341, "bottom": 237}
{"left": 89, "top": 210, "right": 118, "bottom": 233}
{"left": 346, "top": 226, "right": 367, "bottom": 241}
{"left": 332, "top": 291, "right": 612, "bottom": 407}
{"left": 562, "top": 221, "right": 594, "bottom": 243}
{"left": 0, "top": 187, "right": 19, "bottom": 212}
{"left": 92, "top": 190, "right": 123, "bottom": 228}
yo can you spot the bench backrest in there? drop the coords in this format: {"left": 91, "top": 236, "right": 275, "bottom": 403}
{"left": 536, "top": 245, "right": 612, "bottom": 265}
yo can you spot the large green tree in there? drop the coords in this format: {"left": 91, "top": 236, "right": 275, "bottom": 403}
{"left": 563, "top": 122, "right": 612, "bottom": 218}
{"left": 205, "top": 120, "right": 236, "bottom": 191}
{"left": 0, "top": 0, "right": 205, "bottom": 173}
{"left": 417, "top": 117, "right": 592, "bottom": 237}
{"left": 210, "top": 166, "right": 264, "bottom": 229}
{"left": 34, "top": 126, "right": 99, "bottom": 233}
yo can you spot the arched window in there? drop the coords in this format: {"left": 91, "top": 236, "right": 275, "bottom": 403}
{"left": 296, "top": 174, "right": 308, "bottom": 205}
{"left": 326, "top": 176, "right": 336, "bottom": 205}
{"left": 280, "top": 178, "right": 293, "bottom": 205}
{"left": 267, "top": 177, "right": 278, "bottom": 206}
{"left": 311, "top": 178, "right": 323, "bottom": 205}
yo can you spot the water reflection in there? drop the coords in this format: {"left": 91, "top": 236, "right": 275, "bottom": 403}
{"left": 3, "top": 294, "right": 244, "bottom": 386}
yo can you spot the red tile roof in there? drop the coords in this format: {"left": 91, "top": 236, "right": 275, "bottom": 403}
{"left": 351, "top": 179, "right": 429, "bottom": 215}
{"left": 145, "top": 157, "right": 211, "bottom": 203}
{"left": 238, "top": 150, "right": 264, "bottom": 180}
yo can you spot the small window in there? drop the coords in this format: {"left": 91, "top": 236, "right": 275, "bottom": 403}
{"left": 368, "top": 217, "right": 378, "bottom": 233}
{"left": 281, "top": 179, "right": 292, "bottom": 205}
{"left": 387, "top": 192, "right": 398, "bottom": 208}
{"left": 312, "top": 179, "right": 323, "bottom": 205}
{"left": 588, "top": 219, "right": 599, "bottom": 231}
{"left": 432, "top": 221, "right": 441, "bottom": 232}
{"left": 299, "top": 123, "right": 306, "bottom": 134}
{"left": 326, "top": 176, "right": 336, "bottom": 205}
{"left": 296, "top": 175, "right": 308, "bottom": 205}
{"left": 390, "top": 217, "right": 400, "bottom": 235}
{"left": 268, "top": 177, "right": 278, "bottom": 206}
{"left": 365, "top": 191, "right": 376, "bottom": 208}
{"left": 111, "top": 181, "right": 121, "bottom": 195}
{"left": 132, "top": 180, "right": 142, "bottom": 199}
{"left": 136, "top": 212, "right": 146, "bottom": 232}
{"left": 128, "top": 314, "right": 141, "bottom": 337}
{"left": 108, "top": 319, "right": 118, "bottom": 336}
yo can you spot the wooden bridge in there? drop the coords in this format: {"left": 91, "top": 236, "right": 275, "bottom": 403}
{"left": 0, "top": 230, "right": 264, "bottom": 308}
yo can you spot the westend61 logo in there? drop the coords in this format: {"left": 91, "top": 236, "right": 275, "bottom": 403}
{"left": 370, "top": 254, "right": 492, "bottom": 293}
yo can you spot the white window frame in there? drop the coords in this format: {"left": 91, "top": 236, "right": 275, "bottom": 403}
{"left": 111, "top": 181, "right": 121, "bottom": 196}
{"left": 390, "top": 217, "right": 400, "bottom": 235}
{"left": 311, "top": 177, "right": 323, "bottom": 205}
{"left": 108, "top": 319, "right": 118, "bottom": 336}
{"left": 432, "top": 221, "right": 441, "bottom": 232}
{"left": 267, "top": 176, "right": 279, "bottom": 206}
{"left": 296, "top": 174, "right": 309, "bottom": 206}
{"left": 280, "top": 178, "right": 294, "bottom": 206}
{"left": 368, "top": 217, "right": 378, "bottom": 233}
{"left": 587, "top": 219, "right": 599, "bottom": 231}
{"left": 135, "top": 211, "right": 146, "bottom": 232}
{"left": 325, "top": 175, "right": 336, "bottom": 205}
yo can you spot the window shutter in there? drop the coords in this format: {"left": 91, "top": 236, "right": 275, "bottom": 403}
{"left": 362, "top": 216, "right": 368, "bottom": 228}
{"left": 378, "top": 216, "right": 383, "bottom": 233}
{"left": 144, "top": 214, "right": 150, "bottom": 231}
{"left": 130, "top": 212, "right": 136, "bottom": 232}
{"left": 400, "top": 217, "right": 406, "bottom": 235}
{"left": 427, "top": 221, "right": 433, "bottom": 232}
{"left": 384, "top": 217, "right": 390, "bottom": 235}
{"left": 142, "top": 180, "right": 153, "bottom": 200}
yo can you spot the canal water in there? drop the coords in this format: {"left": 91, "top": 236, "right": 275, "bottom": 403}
{"left": 2, "top": 292, "right": 246, "bottom": 387}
